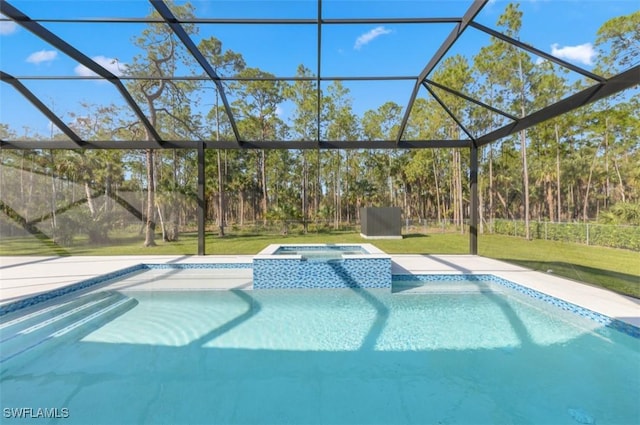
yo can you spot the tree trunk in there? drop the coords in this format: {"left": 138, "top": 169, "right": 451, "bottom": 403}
{"left": 157, "top": 204, "right": 166, "bottom": 241}
{"left": 604, "top": 119, "right": 610, "bottom": 208}
{"left": 215, "top": 92, "right": 226, "bottom": 237}
{"left": 613, "top": 158, "right": 626, "bottom": 202}
{"left": 520, "top": 132, "right": 530, "bottom": 239}
{"left": 478, "top": 174, "right": 484, "bottom": 234}
{"left": 168, "top": 209, "right": 179, "bottom": 241}
{"left": 171, "top": 150, "right": 179, "bottom": 240}
{"left": 27, "top": 154, "right": 34, "bottom": 222}
{"left": 49, "top": 151, "right": 57, "bottom": 237}
{"left": 555, "top": 123, "right": 561, "bottom": 222}
{"left": 334, "top": 151, "right": 341, "bottom": 229}
{"left": 144, "top": 149, "right": 156, "bottom": 247}
{"left": 302, "top": 151, "right": 308, "bottom": 233}
{"left": 20, "top": 152, "right": 25, "bottom": 219}
{"left": 496, "top": 191, "right": 514, "bottom": 220}
{"left": 345, "top": 151, "right": 351, "bottom": 224}
{"left": 433, "top": 153, "right": 442, "bottom": 225}
{"left": 387, "top": 152, "right": 393, "bottom": 206}
{"left": 261, "top": 150, "right": 268, "bottom": 226}
{"left": 217, "top": 150, "right": 225, "bottom": 236}
{"left": 583, "top": 144, "right": 600, "bottom": 222}
{"left": 518, "top": 56, "right": 530, "bottom": 239}
{"left": 449, "top": 151, "right": 456, "bottom": 227}
{"left": 489, "top": 145, "right": 494, "bottom": 229}
{"left": 546, "top": 176, "right": 555, "bottom": 222}
{"left": 104, "top": 163, "right": 112, "bottom": 212}
{"left": 238, "top": 191, "right": 244, "bottom": 226}
{"left": 315, "top": 149, "right": 320, "bottom": 224}
{"left": 85, "top": 180, "right": 96, "bottom": 218}
{"left": 456, "top": 150, "right": 464, "bottom": 234}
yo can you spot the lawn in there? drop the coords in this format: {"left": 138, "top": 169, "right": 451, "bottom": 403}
{"left": 1, "top": 231, "right": 638, "bottom": 298}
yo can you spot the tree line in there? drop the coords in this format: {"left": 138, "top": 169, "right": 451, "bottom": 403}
{"left": 1, "top": 3, "right": 638, "bottom": 246}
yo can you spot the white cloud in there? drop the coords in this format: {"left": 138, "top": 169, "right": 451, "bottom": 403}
{"left": 26, "top": 50, "right": 57, "bottom": 64}
{"left": 0, "top": 20, "right": 18, "bottom": 35}
{"left": 550, "top": 43, "right": 595, "bottom": 66}
{"left": 74, "top": 56, "right": 127, "bottom": 77}
{"left": 354, "top": 26, "right": 392, "bottom": 50}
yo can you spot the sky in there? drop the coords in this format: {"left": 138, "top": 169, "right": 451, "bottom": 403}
{"left": 0, "top": 0, "right": 637, "bottom": 140}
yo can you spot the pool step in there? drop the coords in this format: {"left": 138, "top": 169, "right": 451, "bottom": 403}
{"left": 0, "top": 291, "right": 116, "bottom": 340}
{"left": 0, "top": 292, "right": 137, "bottom": 364}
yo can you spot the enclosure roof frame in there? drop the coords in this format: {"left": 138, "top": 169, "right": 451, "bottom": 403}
{"left": 0, "top": 0, "right": 638, "bottom": 150}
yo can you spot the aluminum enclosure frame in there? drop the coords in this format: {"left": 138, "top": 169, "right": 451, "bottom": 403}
{"left": 2, "top": 0, "right": 637, "bottom": 150}
{"left": 1, "top": 0, "right": 638, "bottom": 255}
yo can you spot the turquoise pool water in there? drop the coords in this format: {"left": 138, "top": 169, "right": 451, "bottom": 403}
{"left": 273, "top": 245, "right": 367, "bottom": 259}
{"left": 1, "top": 275, "right": 638, "bottom": 424}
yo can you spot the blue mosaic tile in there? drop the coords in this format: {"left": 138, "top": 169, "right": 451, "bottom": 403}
{"left": 254, "top": 257, "right": 392, "bottom": 289}
{"left": 393, "top": 274, "right": 490, "bottom": 282}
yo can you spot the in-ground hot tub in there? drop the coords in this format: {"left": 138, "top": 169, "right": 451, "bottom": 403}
{"left": 253, "top": 244, "right": 392, "bottom": 289}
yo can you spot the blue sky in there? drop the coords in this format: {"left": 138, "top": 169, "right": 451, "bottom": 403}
{"left": 1, "top": 0, "right": 637, "bottom": 140}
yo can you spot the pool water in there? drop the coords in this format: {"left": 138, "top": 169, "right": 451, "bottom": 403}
{"left": 1, "top": 276, "right": 638, "bottom": 424}
{"left": 273, "top": 245, "right": 367, "bottom": 259}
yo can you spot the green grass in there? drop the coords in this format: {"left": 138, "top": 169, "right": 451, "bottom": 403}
{"left": 1, "top": 232, "right": 638, "bottom": 298}
{"left": 478, "top": 235, "right": 640, "bottom": 298}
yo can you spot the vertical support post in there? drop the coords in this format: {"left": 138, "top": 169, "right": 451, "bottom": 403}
{"left": 470, "top": 144, "right": 479, "bottom": 255}
{"left": 586, "top": 223, "right": 590, "bottom": 246}
{"left": 197, "top": 142, "right": 205, "bottom": 255}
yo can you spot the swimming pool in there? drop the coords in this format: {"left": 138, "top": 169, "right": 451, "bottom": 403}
{"left": 1, "top": 269, "right": 638, "bottom": 424}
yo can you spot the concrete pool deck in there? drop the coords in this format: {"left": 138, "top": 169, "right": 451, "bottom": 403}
{"left": 1, "top": 254, "right": 638, "bottom": 328}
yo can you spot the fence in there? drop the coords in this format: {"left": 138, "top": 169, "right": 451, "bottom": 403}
{"left": 488, "top": 219, "right": 640, "bottom": 251}
{"left": 4, "top": 206, "right": 638, "bottom": 251}
{"left": 209, "top": 218, "right": 467, "bottom": 238}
